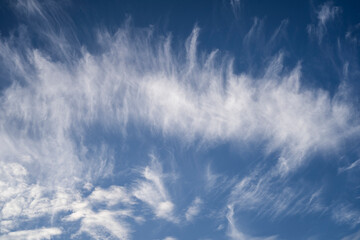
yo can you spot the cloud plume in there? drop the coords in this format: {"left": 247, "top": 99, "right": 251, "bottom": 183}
{"left": 0, "top": 0, "right": 359, "bottom": 239}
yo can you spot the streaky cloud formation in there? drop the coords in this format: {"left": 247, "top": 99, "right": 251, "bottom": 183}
{"left": 0, "top": 0, "right": 359, "bottom": 239}
{"left": 228, "top": 167, "right": 326, "bottom": 219}
{"left": 226, "top": 205, "right": 277, "bottom": 240}
{"left": 185, "top": 197, "right": 202, "bottom": 221}
{"left": 338, "top": 158, "right": 360, "bottom": 173}
{"left": 307, "top": 1, "right": 341, "bottom": 43}
{"left": 132, "top": 155, "right": 177, "bottom": 222}
{"left": 342, "top": 230, "right": 360, "bottom": 240}
{"left": 0, "top": 228, "right": 62, "bottom": 240}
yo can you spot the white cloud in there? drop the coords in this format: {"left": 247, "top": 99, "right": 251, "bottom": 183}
{"left": 0, "top": 16, "right": 356, "bottom": 193}
{"left": 226, "top": 205, "right": 247, "bottom": 240}
{"left": 140, "top": 48, "right": 357, "bottom": 174}
{"left": 89, "top": 185, "right": 134, "bottom": 206}
{"left": 226, "top": 205, "right": 277, "bottom": 240}
{"left": 345, "top": 23, "right": 360, "bottom": 44}
{"left": 0, "top": 1, "right": 359, "bottom": 238}
{"left": 204, "top": 164, "right": 235, "bottom": 195}
{"left": 205, "top": 164, "right": 220, "bottom": 190}
{"left": 132, "top": 155, "right": 177, "bottom": 222}
{"left": 230, "top": 0, "right": 241, "bottom": 19}
{"left": 339, "top": 159, "right": 360, "bottom": 173}
{"left": 63, "top": 184, "right": 141, "bottom": 240}
{"left": 0, "top": 159, "right": 137, "bottom": 239}
{"left": 0, "top": 228, "right": 62, "bottom": 240}
{"left": 332, "top": 203, "right": 360, "bottom": 227}
{"left": 317, "top": 2, "right": 340, "bottom": 26}
{"left": 185, "top": 197, "right": 202, "bottom": 221}
{"left": 64, "top": 208, "right": 133, "bottom": 240}
{"left": 15, "top": 0, "right": 45, "bottom": 16}
{"left": 164, "top": 237, "right": 177, "bottom": 240}
{"left": 0, "top": 160, "right": 78, "bottom": 233}
{"left": 307, "top": 2, "right": 340, "bottom": 43}
{"left": 228, "top": 167, "right": 326, "bottom": 220}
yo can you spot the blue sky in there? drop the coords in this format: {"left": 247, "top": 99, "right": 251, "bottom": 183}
{"left": 0, "top": 0, "right": 360, "bottom": 239}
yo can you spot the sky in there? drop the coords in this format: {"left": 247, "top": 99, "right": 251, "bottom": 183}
{"left": 0, "top": 0, "right": 360, "bottom": 239}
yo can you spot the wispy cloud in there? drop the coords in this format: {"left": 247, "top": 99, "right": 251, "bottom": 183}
{"left": 164, "top": 237, "right": 177, "bottom": 240}
{"left": 307, "top": 2, "right": 341, "bottom": 43}
{"left": 63, "top": 184, "right": 142, "bottom": 239}
{"left": 0, "top": 160, "right": 78, "bottom": 234}
{"left": 226, "top": 205, "right": 277, "bottom": 240}
{"left": 230, "top": 0, "right": 241, "bottom": 19}
{"left": 339, "top": 159, "right": 360, "bottom": 173}
{"left": 185, "top": 197, "right": 202, "bottom": 221}
{"left": 342, "top": 229, "right": 360, "bottom": 240}
{"left": 227, "top": 167, "right": 326, "bottom": 220}
{"left": 132, "top": 155, "right": 177, "bottom": 222}
{"left": 332, "top": 203, "right": 360, "bottom": 227}
{"left": 89, "top": 185, "right": 134, "bottom": 206}
{"left": 0, "top": 228, "right": 62, "bottom": 240}
{"left": 64, "top": 207, "right": 134, "bottom": 239}
{"left": 345, "top": 23, "right": 360, "bottom": 45}
{"left": 0, "top": 0, "right": 359, "bottom": 239}
{"left": 317, "top": 2, "right": 340, "bottom": 26}
{"left": 226, "top": 205, "right": 247, "bottom": 240}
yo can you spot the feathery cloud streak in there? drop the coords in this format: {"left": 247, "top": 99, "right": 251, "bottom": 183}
{"left": 0, "top": 0, "right": 359, "bottom": 239}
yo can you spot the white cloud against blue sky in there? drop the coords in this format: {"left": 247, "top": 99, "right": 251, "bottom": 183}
{"left": 0, "top": 0, "right": 359, "bottom": 239}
